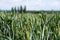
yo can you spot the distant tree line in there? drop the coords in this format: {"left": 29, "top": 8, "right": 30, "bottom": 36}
{"left": 11, "top": 6, "right": 26, "bottom": 13}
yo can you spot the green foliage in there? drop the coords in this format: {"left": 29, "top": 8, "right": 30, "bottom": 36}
{"left": 0, "top": 12, "right": 60, "bottom": 40}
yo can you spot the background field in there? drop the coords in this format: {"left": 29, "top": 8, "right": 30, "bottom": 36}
{"left": 0, "top": 11, "right": 60, "bottom": 40}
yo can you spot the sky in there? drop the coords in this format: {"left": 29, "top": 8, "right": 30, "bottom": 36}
{"left": 0, "top": 0, "right": 60, "bottom": 10}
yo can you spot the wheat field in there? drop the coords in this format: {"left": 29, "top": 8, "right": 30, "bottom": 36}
{"left": 0, "top": 12, "right": 60, "bottom": 40}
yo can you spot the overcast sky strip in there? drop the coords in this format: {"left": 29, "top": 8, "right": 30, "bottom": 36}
{"left": 0, "top": 0, "right": 60, "bottom": 10}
